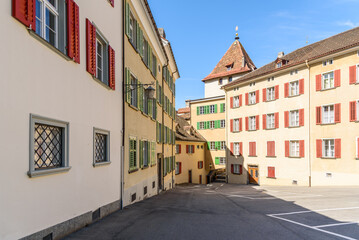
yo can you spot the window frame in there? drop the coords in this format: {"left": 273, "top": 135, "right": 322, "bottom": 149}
{"left": 289, "top": 110, "right": 299, "bottom": 127}
{"left": 210, "top": 142, "right": 216, "bottom": 150}
{"left": 249, "top": 91, "right": 256, "bottom": 105}
{"left": 322, "top": 71, "right": 335, "bottom": 90}
{"left": 266, "top": 114, "right": 275, "bottom": 129}
{"left": 233, "top": 164, "right": 241, "bottom": 174}
{"left": 209, "top": 120, "right": 215, "bottom": 129}
{"left": 267, "top": 87, "right": 275, "bottom": 101}
{"left": 289, "top": 80, "right": 299, "bottom": 97}
{"left": 93, "top": 128, "right": 111, "bottom": 167}
{"left": 234, "top": 142, "right": 240, "bottom": 156}
{"left": 209, "top": 105, "right": 215, "bottom": 114}
{"left": 220, "top": 141, "right": 226, "bottom": 150}
{"left": 199, "top": 106, "right": 205, "bottom": 115}
{"left": 233, "top": 96, "right": 240, "bottom": 108}
{"left": 220, "top": 120, "right": 226, "bottom": 128}
{"left": 322, "top": 139, "right": 335, "bottom": 158}
{"left": 29, "top": 114, "right": 70, "bottom": 178}
{"left": 249, "top": 116, "right": 256, "bottom": 131}
{"left": 219, "top": 157, "right": 226, "bottom": 165}
{"left": 289, "top": 140, "right": 300, "bottom": 157}
{"left": 175, "top": 162, "right": 180, "bottom": 175}
{"left": 35, "top": 0, "right": 59, "bottom": 48}
{"left": 322, "top": 104, "right": 335, "bottom": 124}
{"left": 176, "top": 144, "right": 180, "bottom": 154}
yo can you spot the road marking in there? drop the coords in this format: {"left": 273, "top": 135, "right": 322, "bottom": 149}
{"left": 314, "top": 222, "right": 358, "bottom": 228}
{"left": 270, "top": 206, "right": 359, "bottom": 216}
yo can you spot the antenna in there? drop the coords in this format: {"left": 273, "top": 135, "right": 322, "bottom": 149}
{"left": 235, "top": 26, "right": 239, "bottom": 40}
{"left": 306, "top": 36, "right": 309, "bottom": 45}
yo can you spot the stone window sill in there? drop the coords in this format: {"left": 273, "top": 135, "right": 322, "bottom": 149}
{"left": 28, "top": 166, "right": 71, "bottom": 178}
{"left": 93, "top": 161, "right": 111, "bottom": 167}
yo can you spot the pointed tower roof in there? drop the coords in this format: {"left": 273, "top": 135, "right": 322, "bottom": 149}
{"left": 202, "top": 40, "right": 256, "bottom": 82}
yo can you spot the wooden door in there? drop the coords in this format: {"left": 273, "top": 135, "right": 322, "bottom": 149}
{"left": 248, "top": 166, "right": 259, "bottom": 184}
{"left": 199, "top": 175, "right": 202, "bottom": 184}
{"left": 188, "top": 170, "right": 192, "bottom": 183}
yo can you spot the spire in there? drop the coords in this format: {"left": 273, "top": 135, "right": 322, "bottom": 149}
{"left": 235, "top": 26, "right": 239, "bottom": 40}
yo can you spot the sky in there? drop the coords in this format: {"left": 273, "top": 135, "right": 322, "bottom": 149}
{"left": 147, "top": 0, "right": 359, "bottom": 109}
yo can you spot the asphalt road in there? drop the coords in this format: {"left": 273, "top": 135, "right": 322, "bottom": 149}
{"left": 64, "top": 183, "right": 359, "bottom": 240}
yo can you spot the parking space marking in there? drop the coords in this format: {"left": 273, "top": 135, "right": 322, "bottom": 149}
{"left": 225, "top": 193, "right": 321, "bottom": 200}
{"left": 268, "top": 207, "right": 359, "bottom": 240}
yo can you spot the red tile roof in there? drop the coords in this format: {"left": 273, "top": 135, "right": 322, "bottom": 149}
{"left": 177, "top": 107, "right": 190, "bottom": 114}
{"left": 202, "top": 40, "right": 256, "bottom": 82}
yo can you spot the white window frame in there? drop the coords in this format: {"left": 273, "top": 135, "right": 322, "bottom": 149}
{"left": 266, "top": 114, "right": 275, "bottom": 129}
{"left": 198, "top": 161, "right": 204, "bottom": 169}
{"left": 233, "top": 119, "right": 240, "bottom": 132}
{"left": 220, "top": 120, "right": 225, "bottom": 128}
{"left": 220, "top": 141, "right": 226, "bottom": 150}
{"left": 290, "top": 140, "right": 300, "bottom": 157}
{"left": 210, "top": 142, "right": 216, "bottom": 150}
{"left": 176, "top": 144, "right": 180, "bottom": 154}
{"left": 209, "top": 105, "right": 215, "bottom": 114}
{"left": 249, "top": 92, "right": 256, "bottom": 105}
{"left": 209, "top": 121, "right": 215, "bottom": 129}
{"left": 233, "top": 96, "right": 240, "bottom": 108}
{"left": 93, "top": 128, "right": 110, "bottom": 166}
{"left": 289, "top": 110, "right": 299, "bottom": 127}
{"left": 289, "top": 80, "right": 299, "bottom": 96}
{"left": 188, "top": 145, "right": 194, "bottom": 154}
{"left": 199, "top": 122, "right": 205, "bottom": 130}
{"left": 219, "top": 157, "right": 226, "bottom": 165}
{"left": 234, "top": 142, "right": 240, "bottom": 156}
{"left": 175, "top": 162, "right": 180, "bottom": 174}
{"left": 233, "top": 164, "right": 240, "bottom": 174}
{"left": 35, "top": 0, "right": 59, "bottom": 48}
{"left": 249, "top": 116, "right": 256, "bottom": 131}
{"left": 96, "top": 39, "right": 104, "bottom": 81}
{"left": 267, "top": 87, "right": 275, "bottom": 101}
{"left": 199, "top": 106, "right": 205, "bottom": 115}
{"left": 322, "top": 59, "right": 333, "bottom": 66}
{"left": 323, "top": 139, "right": 335, "bottom": 158}
{"left": 322, "top": 71, "right": 334, "bottom": 90}
{"left": 322, "top": 104, "right": 334, "bottom": 124}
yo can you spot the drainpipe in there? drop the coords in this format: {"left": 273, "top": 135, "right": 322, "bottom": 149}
{"left": 162, "top": 62, "right": 168, "bottom": 191}
{"left": 121, "top": 0, "right": 125, "bottom": 209}
{"left": 171, "top": 70, "right": 178, "bottom": 189}
{"left": 305, "top": 60, "right": 312, "bottom": 187}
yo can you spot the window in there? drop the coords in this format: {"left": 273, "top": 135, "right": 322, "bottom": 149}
{"left": 152, "top": 53, "right": 157, "bottom": 76}
{"left": 199, "top": 106, "right": 205, "bottom": 115}
{"left": 220, "top": 141, "right": 226, "bottom": 150}
{"left": 130, "top": 74, "right": 137, "bottom": 107}
{"left": 94, "top": 128, "right": 110, "bottom": 165}
{"left": 143, "top": 38, "right": 149, "bottom": 65}
{"left": 129, "top": 11, "right": 137, "bottom": 46}
{"left": 175, "top": 162, "right": 181, "bottom": 174}
{"left": 322, "top": 72, "right": 334, "bottom": 90}
{"left": 234, "top": 143, "right": 240, "bottom": 156}
{"left": 290, "top": 141, "right": 300, "bottom": 157}
{"left": 233, "top": 164, "right": 241, "bottom": 174}
{"left": 289, "top": 81, "right": 299, "bottom": 96}
{"left": 210, "top": 142, "right": 216, "bottom": 150}
{"left": 249, "top": 92, "right": 256, "bottom": 105}
{"left": 187, "top": 145, "right": 195, "bottom": 154}
{"left": 29, "top": 115, "right": 69, "bottom": 177}
{"left": 220, "top": 120, "right": 226, "bottom": 128}
{"left": 199, "top": 122, "right": 205, "bottom": 130}
{"left": 289, "top": 110, "right": 299, "bottom": 127}
{"left": 209, "top": 121, "right": 215, "bottom": 129}
{"left": 277, "top": 62, "right": 282, "bottom": 68}
{"left": 323, "top": 139, "right": 335, "bottom": 158}
{"left": 36, "top": 0, "right": 58, "bottom": 47}
{"left": 323, "top": 105, "right": 334, "bottom": 124}
{"left": 218, "top": 79, "right": 223, "bottom": 85}
{"left": 140, "top": 140, "right": 149, "bottom": 168}
{"left": 198, "top": 161, "right": 204, "bottom": 169}
{"left": 233, "top": 119, "right": 240, "bottom": 132}
{"left": 233, "top": 96, "right": 240, "bottom": 108}
{"left": 322, "top": 59, "right": 333, "bottom": 66}
{"left": 249, "top": 142, "right": 256, "bottom": 156}
{"left": 250, "top": 82, "right": 256, "bottom": 87}
{"left": 249, "top": 116, "right": 256, "bottom": 131}
{"left": 229, "top": 77, "right": 233, "bottom": 82}
{"left": 266, "top": 114, "right": 275, "bottom": 129}
{"left": 129, "top": 138, "right": 137, "bottom": 170}
{"left": 209, "top": 105, "right": 215, "bottom": 114}
{"left": 219, "top": 157, "right": 226, "bottom": 165}
{"left": 267, "top": 87, "right": 275, "bottom": 101}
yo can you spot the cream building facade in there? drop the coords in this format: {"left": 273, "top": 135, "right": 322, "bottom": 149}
{"left": 224, "top": 27, "right": 359, "bottom": 186}
{"left": 2, "top": 0, "right": 123, "bottom": 239}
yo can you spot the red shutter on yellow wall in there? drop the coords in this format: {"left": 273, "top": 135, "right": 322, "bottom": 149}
{"left": 256, "top": 115, "right": 259, "bottom": 130}
{"left": 239, "top": 118, "right": 242, "bottom": 131}
{"left": 275, "top": 85, "right": 279, "bottom": 99}
{"left": 179, "top": 145, "right": 181, "bottom": 153}
{"left": 357, "top": 138, "right": 359, "bottom": 158}
{"left": 267, "top": 141, "right": 270, "bottom": 156}
{"left": 230, "top": 97, "right": 233, "bottom": 108}
{"left": 186, "top": 145, "right": 189, "bottom": 153}
{"left": 263, "top": 114, "right": 266, "bottom": 130}
{"left": 299, "top": 109, "right": 304, "bottom": 126}
{"left": 256, "top": 90, "right": 260, "bottom": 103}
{"left": 334, "top": 103, "right": 341, "bottom": 123}
{"left": 239, "top": 94, "right": 242, "bottom": 106}
{"left": 193, "top": 145, "right": 195, "bottom": 153}
{"left": 349, "top": 65, "right": 357, "bottom": 84}
{"left": 12, "top": 0, "right": 36, "bottom": 30}
{"left": 245, "top": 117, "right": 248, "bottom": 131}
{"left": 335, "top": 139, "right": 341, "bottom": 158}
{"left": 67, "top": 0, "right": 80, "bottom": 63}
{"left": 316, "top": 106, "right": 322, "bottom": 125}
{"left": 299, "top": 79, "right": 304, "bottom": 94}
{"left": 284, "top": 83, "right": 289, "bottom": 98}
{"left": 285, "top": 141, "right": 289, "bottom": 157}
{"left": 239, "top": 142, "right": 243, "bottom": 155}
{"left": 350, "top": 101, "right": 357, "bottom": 122}
{"left": 316, "top": 140, "right": 322, "bottom": 158}
{"left": 230, "top": 143, "right": 234, "bottom": 155}
{"left": 230, "top": 119, "right": 233, "bottom": 132}
{"left": 245, "top": 93, "right": 248, "bottom": 105}
{"left": 316, "top": 74, "right": 322, "bottom": 91}
{"left": 284, "top": 111, "right": 289, "bottom": 128}
{"left": 299, "top": 140, "right": 304, "bottom": 157}
{"left": 86, "top": 19, "right": 96, "bottom": 75}
{"left": 108, "top": 45, "right": 115, "bottom": 90}
{"left": 263, "top": 88, "right": 266, "bottom": 102}
{"left": 179, "top": 162, "right": 182, "bottom": 174}
{"left": 275, "top": 112, "right": 279, "bottom": 128}
{"left": 268, "top": 167, "right": 275, "bottom": 178}
{"left": 334, "top": 69, "right": 341, "bottom": 87}
{"left": 253, "top": 142, "right": 256, "bottom": 156}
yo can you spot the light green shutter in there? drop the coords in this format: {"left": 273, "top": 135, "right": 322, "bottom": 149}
{"left": 154, "top": 100, "right": 157, "bottom": 120}
{"left": 125, "top": 2, "right": 129, "bottom": 37}
{"left": 197, "top": 122, "right": 200, "bottom": 129}
{"left": 207, "top": 142, "right": 210, "bottom": 150}
{"left": 214, "top": 104, "right": 218, "bottom": 113}
{"left": 197, "top": 107, "right": 200, "bottom": 115}
{"left": 139, "top": 140, "right": 143, "bottom": 168}
{"left": 215, "top": 157, "right": 220, "bottom": 165}
{"left": 129, "top": 139, "right": 133, "bottom": 168}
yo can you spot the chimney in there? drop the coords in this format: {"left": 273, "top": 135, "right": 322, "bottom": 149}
{"left": 158, "top": 28, "right": 166, "bottom": 39}
{"left": 277, "top": 52, "right": 285, "bottom": 58}
{"left": 185, "top": 100, "right": 190, "bottom": 107}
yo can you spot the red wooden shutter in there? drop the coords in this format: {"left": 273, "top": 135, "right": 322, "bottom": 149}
{"left": 299, "top": 79, "right": 304, "bottom": 94}
{"left": 335, "top": 139, "right": 341, "bottom": 158}
{"left": 230, "top": 119, "right": 233, "bottom": 132}
{"left": 299, "top": 140, "right": 304, "bottom": 157}
{"left": 357, "top": 138, "right": 359, "bottom": 158}
{"left": 67, "top": 0, "right": 80, "bottom": 63}
{"left": 334, "top": 103, "right": 341, "bottom": 123}
{"left": 272, "top": 141, "right": 275, "bottom": 156}
{"left": 275, "top": 85, "right": 279, "bottom": 99}
{"left": 316, "top": 74, "right": 322, "bottom": 91}
{"left": 108, "top": 45, "right": 116, "bottom": 90}
{"left": 231, "top": 164, "right": 234, "bottom": 174}
{"left": 284, "top": 111, "right": 289, "bottom": 128}
{"left": 245, "top": 117, "right": 248, "bottom": 131}
{"left": 316, "top": 106, "right": 322, "bottom": 125}
{"left": 349, "top": 65, "right": 357, "bottom": 84}
{"left": 256, "top": 90, "right": 260, "bottom": 103}
{"left": 179, "top": 162, "right": 182, "bottom": 174}
{"left": 193, "top": 145, "right": 195, "bottom": 153}
{"left": 230, "top": 143, "right": 234, "bottom": 156}
{"left": 316, "top": 140, "right": 322, "bottom": 158}
{"left": 239, "top": 118, "right": 242, "bottom": 131}
{"left": 179, "top": 145, "right": 181, "bottom": 154}
{"left": 230, "top": 97, "right": 233, "bottom": 108}
{"left": 239, "top": 142, "right": 243, "bottom": 155}
{"left": 239, "top": 94, "right": 242, "bottom": 107}
{"left": 263, "top": 88, "right": 266, "bottom": 102}
{"left": 350, "top": 101, "right": 357, "bottom": 122}
{"left": 86, "top": 19, "right": 96, "bottom": 75}
{"left": 268, "top": 167, "right": 275, "bottom": 178}
{"left": 334, "top": 69, "right": 341, "bottom": 87}
{"left": 109, "top": 0, "right": 114, "bottom": 7}
{"left": 239, "top": 165, "right": 243, "bottom": 175}
{"left": 284, "top": 83, "right": 289, "bottom": 98}
{"left": 256, "top": 115, "right": 259, "bottom": 130}
{"left": 299, "top": 109, "right": 304, "bottom": 126}
{"left": 12, "top": 0, "right": 36, "bottom": 30}
{"left": 253, "top": 142, "right": 256, "bottom": 156}
{"left": 186, "top": 145, "right": 189, "bottom": 153}
{"left": 245, "top": 93, "right": 248, "bottom": 105}
{"left": 249, "top": 142, "right": 252, "bottom": 156}
{"left": 198, "top": 161, "right": 200, "bottom": 169}
{"left": 285, "top": 141, "right": 289, "bottom": 157}
{"left": 267, "top": 141, "right": 270, "bottom": 156}
{"left": 275, "top": 112, "right": 279, "bottom": 129}
{"left": 263, "top": 114, "right": 267, "bottom": 130}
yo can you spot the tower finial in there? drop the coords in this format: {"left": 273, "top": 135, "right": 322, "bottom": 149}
{"left": 235, "top": 26, "right": 239, "bottom": 40}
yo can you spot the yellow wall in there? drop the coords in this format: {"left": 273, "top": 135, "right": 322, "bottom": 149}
{"left": 175, "top": 141, "right": 208, "bottom": 184}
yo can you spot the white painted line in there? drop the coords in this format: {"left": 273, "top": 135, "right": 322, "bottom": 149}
{"left": 268, "top": 215, "right": 358, "bottom": 240}
{"left": 314, "top": 222, "right": 358, "bottom": 228}
{"left": 221, "top": 184, "right": 224, "bottom": 187}
{"left": 270, "top": 206, "right": 359, "bottom": 217}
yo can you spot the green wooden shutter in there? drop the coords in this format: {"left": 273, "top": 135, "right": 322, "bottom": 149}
{"left": 153, "top": 56, "right": 157, "bottom": 76}
{"left": 207, "top": 142, "right": 210, "bottom": 150}
{"left": 139, "top": 140, "right": 143, "bottom": 168}
{"left": 197, "top": 107, "right": 200, "bottom": 115}
{"left": 125, "top": 2, "right": 129, "bottom": 37}
{"left": 197, "top": 122, "right": 200, "bottom": 129}
{"left": 156, "top": 122, "right": 159, "bottom": 142}
{"left": 214, "top": 104, "right": 218, "bottom": 113}
{"left": 161, "top": 124, "right": 164, "bottom": 143}
{"left": 154, "top": 100, "right": 157, "bottom": 120}
{"left": 220, "top": 103, "right": 223, "bottom": 113}
{"left": 129, "top": 139, "right": 133, "bottom": 168}
{"left": 136, "top": 22, "right": 140, "bottom": 51}
{"left": 215, "top": 157, "right": 220, "bottom": 165}
{"left": 156, "top": 81, "right": 159, "bottom": 102}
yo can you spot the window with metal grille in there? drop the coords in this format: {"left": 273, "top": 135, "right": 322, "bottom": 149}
{"left": 93, "top": 128, "right": 110, "bottom": 165}
{"left": 129, "top": 138, "right": 137, "bottom": 171}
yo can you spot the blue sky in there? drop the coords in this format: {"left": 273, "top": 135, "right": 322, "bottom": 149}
{"left": 148, "top": 0, "right": 359, "bottom": 109}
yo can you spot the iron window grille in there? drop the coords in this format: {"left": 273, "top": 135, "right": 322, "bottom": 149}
{"left": 93, "top": 128, "right": 110, "bottom": 166}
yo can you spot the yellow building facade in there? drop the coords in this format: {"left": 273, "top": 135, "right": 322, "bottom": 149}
{"left": 124, "top": 0, "right": 179, "bottom": 206}
{"left": 224, "top": 27, "right": 359, "bottom": 186}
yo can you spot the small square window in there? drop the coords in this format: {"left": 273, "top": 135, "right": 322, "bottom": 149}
{"left": 94, "top": 128, "right": 110, "bottom": 166}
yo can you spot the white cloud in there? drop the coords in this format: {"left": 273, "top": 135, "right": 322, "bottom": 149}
{"left": 336, "top": 20, "right": 359, "bottom": 28}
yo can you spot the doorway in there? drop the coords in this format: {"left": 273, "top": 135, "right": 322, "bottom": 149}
{"left": 188, "top": 170, "right": 192, "bottom": 183}
{"left": 158, "top": 156, "right": 162, "bottom": 190}
{"left": 248, "top": 165, "right": 259, "bottom": 184}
